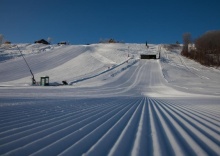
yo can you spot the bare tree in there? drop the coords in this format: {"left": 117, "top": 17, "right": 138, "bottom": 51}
{"left": 181, "top": 33, "right": 192, "bottom": 57}
{"left": 0, "top": 34, "right": 4, "bottom": 45}
{"left": 47, "top": 37, "right": 53, "bottom": 44}
{"left": 195, "top": 30, "right": 220, "bottom": 66}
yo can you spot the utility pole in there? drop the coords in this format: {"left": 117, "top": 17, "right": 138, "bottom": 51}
{"left": 17, "top": 45, "right": 36, "bottom": 85}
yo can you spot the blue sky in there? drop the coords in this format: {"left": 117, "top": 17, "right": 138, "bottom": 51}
{"left": 1, "top": 0, "right": 220, "bottom": 44}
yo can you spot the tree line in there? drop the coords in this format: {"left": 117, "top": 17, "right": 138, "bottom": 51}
{"left": 181, "top": 30, "right": 220, "bottom": 66}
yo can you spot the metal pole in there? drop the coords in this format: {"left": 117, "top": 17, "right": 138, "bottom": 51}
{"left": 17, "top": 45, "right": 36, "bottom": 84}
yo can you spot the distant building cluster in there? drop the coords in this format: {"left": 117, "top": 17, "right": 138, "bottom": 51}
{"left": 34, "top": 39, "right": 69, "bottom": 45}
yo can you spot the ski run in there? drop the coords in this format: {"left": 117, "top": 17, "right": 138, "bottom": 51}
{"left": 0, "top": 43, "right": 220, "bottom": 156}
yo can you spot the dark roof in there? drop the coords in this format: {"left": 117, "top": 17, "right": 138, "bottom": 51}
{"left": 35, "top": 39, "right": 49, "bottom": 45}
{"left": 4, "top": 41, "right": 11, "bottom": 44}
{"left": 58, "top": 41, "right": 67, "bottom": 45}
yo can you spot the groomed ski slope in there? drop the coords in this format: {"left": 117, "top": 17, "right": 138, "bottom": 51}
{"left": 0, "top": 43, "right": 220, "bottom": 156}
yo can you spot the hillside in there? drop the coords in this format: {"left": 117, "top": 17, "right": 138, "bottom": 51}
{"left": 0, "top": 43, "right": 219, "bottom": 156}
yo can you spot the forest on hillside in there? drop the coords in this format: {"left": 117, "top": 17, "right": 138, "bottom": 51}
{"left": 181, "top": 30, "right": 220, "bottom": 67}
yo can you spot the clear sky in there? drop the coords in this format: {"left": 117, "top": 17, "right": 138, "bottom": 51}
{"left": 1, "top": 0, "right": 220, "bottom": 44}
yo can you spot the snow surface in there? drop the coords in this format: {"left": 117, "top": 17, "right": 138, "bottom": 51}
{"left": 0, "top": 43, "right": 220, "bottom": 156}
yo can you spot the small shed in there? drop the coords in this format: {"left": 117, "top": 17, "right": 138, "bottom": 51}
{"left": 40, "top": 76, "right": 49, "bottom": 86}
{"left": 58, "top": 41, "right": 67, "bottom": 45}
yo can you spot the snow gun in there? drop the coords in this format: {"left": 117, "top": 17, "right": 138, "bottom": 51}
{"left": 17, "top": 45, "right": 36, "bottom": 85}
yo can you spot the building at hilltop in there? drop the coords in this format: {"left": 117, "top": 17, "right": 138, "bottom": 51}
{"left": 35, "top": 39, "right": 49, "bottom": 45}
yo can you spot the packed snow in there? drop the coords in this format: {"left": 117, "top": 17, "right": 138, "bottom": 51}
{"left": 0, "top": 43, "right": 219, "bottom": 156}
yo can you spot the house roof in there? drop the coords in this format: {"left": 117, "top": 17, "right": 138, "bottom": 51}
{"left": 35, "top": 39, "right": 49, "bottom": 45}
